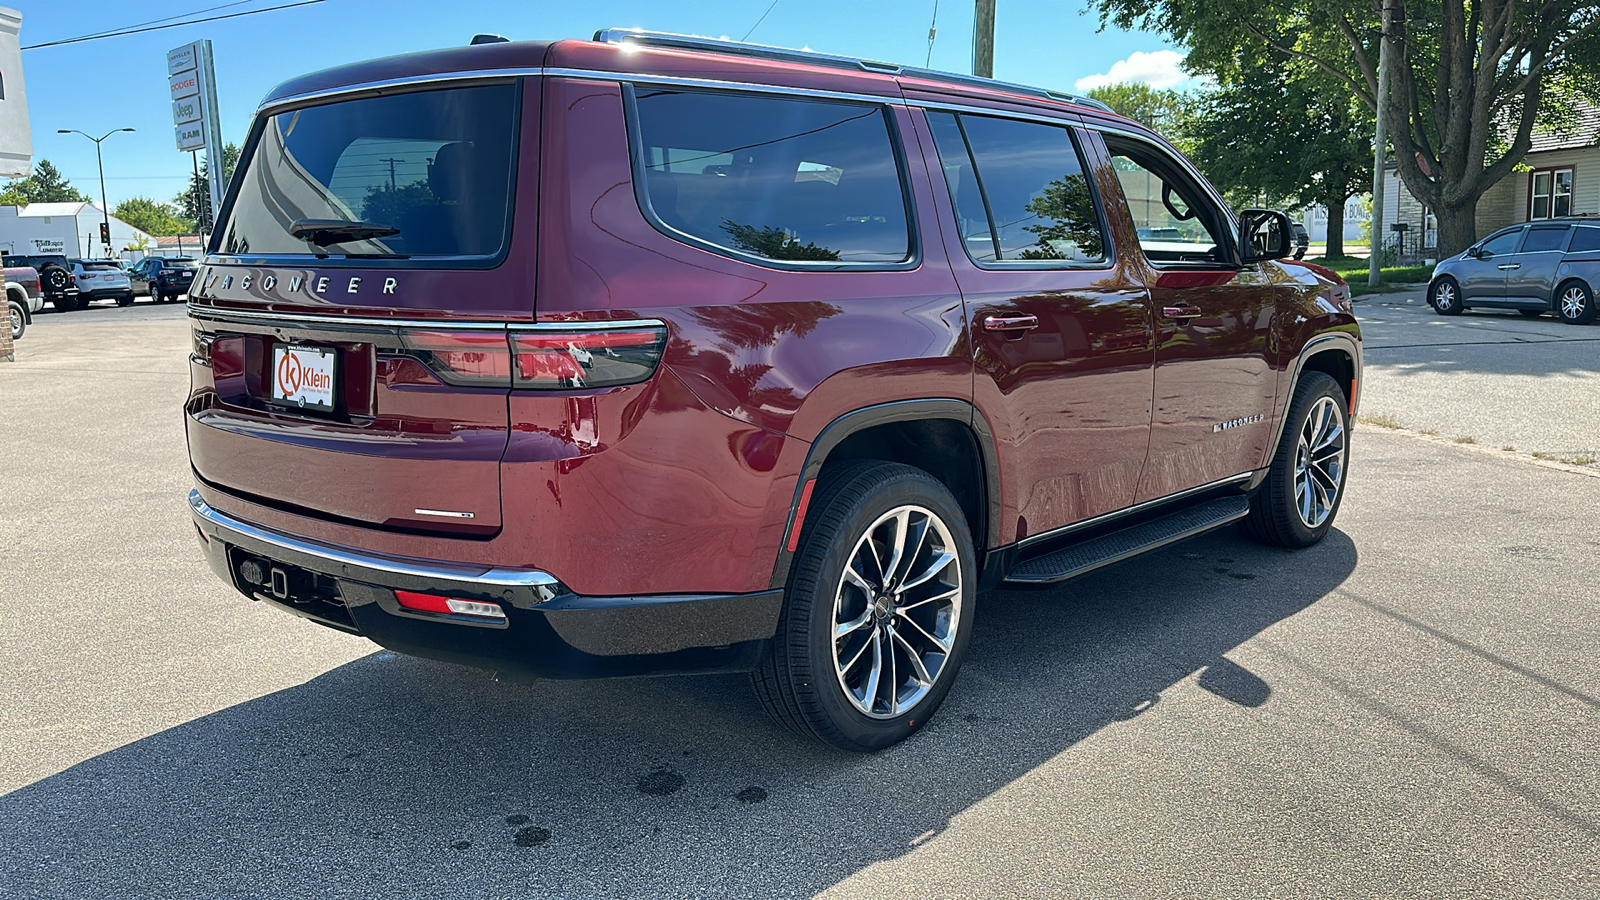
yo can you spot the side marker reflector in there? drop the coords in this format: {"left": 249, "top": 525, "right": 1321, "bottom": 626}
{"left": 395, "top": 589, "right": 507, "bottom": 620}
{"left": 787, "top": 479, "right": 817, "bottom": 553}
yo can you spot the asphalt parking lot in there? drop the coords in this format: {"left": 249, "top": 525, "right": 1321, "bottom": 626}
{"left": 2, "top": 301, "right": 1598, "bottom": 899}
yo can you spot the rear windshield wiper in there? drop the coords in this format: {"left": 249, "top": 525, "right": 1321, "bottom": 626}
{"left": 288, "top": 218, "right": 401, "bottom": 248}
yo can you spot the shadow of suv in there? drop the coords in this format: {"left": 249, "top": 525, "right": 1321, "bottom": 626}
{"left": 1428, "top": 217, "right": 1600, "bottom": 324}
{"left": 184, "top": 30, "right": 1362, "bottom": 751}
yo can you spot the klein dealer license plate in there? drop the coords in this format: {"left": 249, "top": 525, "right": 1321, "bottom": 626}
{"left": 271, "top": 344, "right": 337, "bottom": 412}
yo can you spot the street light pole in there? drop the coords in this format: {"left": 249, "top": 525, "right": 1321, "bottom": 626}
{"left": 58, "top": 127, "right": 135, "bottom": 257}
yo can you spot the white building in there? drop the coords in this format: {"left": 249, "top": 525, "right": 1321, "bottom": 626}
{"left": 1297, "top": 196, "right": 1369, "bottom": 245}
{"left": 0, "top": 7, "right": 30, "bottom": 179}
{"left": 0, "top": 202, "right": 155, "bottom": 259}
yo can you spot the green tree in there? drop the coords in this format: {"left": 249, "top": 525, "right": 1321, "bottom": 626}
{"left": 720, "top": 221, "right": 840, "bottom": 261}
{"left": 174, "top": 142, "right": 241, "bottom": 228}
{"left": 361, "top": 179, "right": 435, "bottom": 226}
{"left": 1085, "top": 82, "right": 1191, "bottom": 133}
{"left": 113, "top": 197, "right": 193, "bottom": 237}
{"left": 1092, "top": 0, "right": 1600, "bottom": 255}
{"left": 1020, "top": 172, "right": 1107, "bottom": 260}
{"left": 1186, "top": 61, "right": 1372, "bottom": 257}
{"left": 1, "top": 159, "right": 90, "bottom": 204}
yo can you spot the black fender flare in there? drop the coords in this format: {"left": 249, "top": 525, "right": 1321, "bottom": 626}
{"left": 768, "top": 398, "right": 1001, "bottom": 591}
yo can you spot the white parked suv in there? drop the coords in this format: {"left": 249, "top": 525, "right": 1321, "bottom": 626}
{"left": 69, "top": 259, "right": 135, "bottom": 307}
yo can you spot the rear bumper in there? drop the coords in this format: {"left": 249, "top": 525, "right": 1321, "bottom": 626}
{"left": 188, "top": 490, "right": 781, "bottom": 678}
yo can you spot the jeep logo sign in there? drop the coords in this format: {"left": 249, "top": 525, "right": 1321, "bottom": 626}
{"left": 173, "top": 98, "right": 201, "bottom": 125}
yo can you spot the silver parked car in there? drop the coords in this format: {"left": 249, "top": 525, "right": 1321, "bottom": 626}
{"left": 1428, "top": 218, "right": 1599, "bottom": 325}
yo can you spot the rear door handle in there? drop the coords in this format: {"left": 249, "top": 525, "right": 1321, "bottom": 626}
{"left": 983, "top": 315, "right": 1039, "bottom": 338}
{"left": 1497, "top": 263, "right": 1520, "bottom": 270}
{"left": 1162, "top": 305, "right": 1203, "bottom": 320}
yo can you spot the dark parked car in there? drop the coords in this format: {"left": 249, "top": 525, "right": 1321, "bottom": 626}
{"left": 186, "top": 31, "right": 1362, "bottom": 750}
{"left": 2, "top": 253, "right": 79, "bottom": 311}
{"left": 129, "top": 256, "right": 199, "bottom": 302}
{"left": 1291, "top": 223, "right": 1310, "bottom": 260}
{"left": 1428, "top": 218, "right": 1599, "bottom": 324}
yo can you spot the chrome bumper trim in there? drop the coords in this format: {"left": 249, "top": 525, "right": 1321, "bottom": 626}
{"left": 187, "top": 489, "right": 560, "bottom": 589}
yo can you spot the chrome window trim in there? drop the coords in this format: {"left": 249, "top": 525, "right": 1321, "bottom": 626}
{"left": 188, "top": 304, "right": 664, "bottom": 333}
{"left": 257, "top": 68, "right": 539, "bottom": 114}
{"left": 188, "top": 490, "right": 562, "bottom": 589}
{"left": 1015, "top": 472, "right": 1256, "bottom": 551}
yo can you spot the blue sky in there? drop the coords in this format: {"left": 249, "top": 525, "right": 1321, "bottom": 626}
{"left": 13, "top": 0, "right": 1192, "bottom": 209}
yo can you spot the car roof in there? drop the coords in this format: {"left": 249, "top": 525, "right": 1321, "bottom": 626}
{"left": 258, "top": 31, "right": 1132, "bottom": 127}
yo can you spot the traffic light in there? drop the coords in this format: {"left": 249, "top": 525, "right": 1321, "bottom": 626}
{"left": 99, "top": 221, "right": 110, "bottom": 245}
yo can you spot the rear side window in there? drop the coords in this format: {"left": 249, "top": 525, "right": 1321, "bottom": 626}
{"left": 1520, "top": 226, "right": 1570, "bottom": 253}
{"left": 1572, "top": 227, "right": 1600, "bottom": 253}
{"left": 220, "top": 84, "right": 519, "bottom": 261}
{"left": 925, "top": 111, "right": 1106, "bottom": 265}
{"left": 631, "top": 89, "right": 911, "bottom": 265}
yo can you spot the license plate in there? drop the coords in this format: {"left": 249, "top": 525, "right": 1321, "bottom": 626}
{"left": 271, "top": 344, "right": 337, "bottom": 411}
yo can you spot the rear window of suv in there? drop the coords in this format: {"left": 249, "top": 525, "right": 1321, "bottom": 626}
{"left": 630, "top": 88, "right": 912, "bottom": 266}
{"left": 219, "top": 83, "right": 520, "bottom": 262}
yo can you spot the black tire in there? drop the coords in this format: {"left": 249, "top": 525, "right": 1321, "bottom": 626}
{"left": 1242, "top": 372, "right": 1350, "bottom": 549}
{"left": 116, "top": 292, "right": 134, "bottom": 307}
{"left": 752, "top": 460, "right": 976, "bottom": 752}
{"left": 1554, "top": 280, "right": 1597, "bottom": 325}
{"left": 1428, "top": 276, "right": 1463, "bottom": 315}
{"left": 41, "top": 265, "right": 71, "bottom": 294}
{"left": 51, "top": 294, "right": 79, "bottom": 312}
{"left": 7, "top": 299, "right": 23, "bottom": 341}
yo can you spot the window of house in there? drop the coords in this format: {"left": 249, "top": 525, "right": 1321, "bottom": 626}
{"left": 631, "top": 89, "right": 911, "bottom": 265}
{"left": 1530, "top": 168, "right": 1573, "bottom": 220}
{"left": 925, "top": 112, "right": 1106, "bottom": 265}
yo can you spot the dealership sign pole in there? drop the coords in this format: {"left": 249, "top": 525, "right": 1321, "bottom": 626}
{"left": 168, "top": 40, "right": 224, "bottom": 243}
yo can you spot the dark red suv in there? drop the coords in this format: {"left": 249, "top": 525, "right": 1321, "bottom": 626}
{"left": 186, "top": 31, "right": 1361, "bottom": 751}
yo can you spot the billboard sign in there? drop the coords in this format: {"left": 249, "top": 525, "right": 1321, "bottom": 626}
{"left": 167, "top": 40, "right": 226, "bottom": 232}
{"left": 176, "top": 122, "right": 205, "bottom": 151}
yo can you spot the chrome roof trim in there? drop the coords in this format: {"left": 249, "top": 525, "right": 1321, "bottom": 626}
{"left": 257, "top": 68, "right": 540, "bottom": 114}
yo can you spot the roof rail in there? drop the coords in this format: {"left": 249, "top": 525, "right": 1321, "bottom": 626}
{"left": 592, "top": 28, "right": 1116, "bottom": 114}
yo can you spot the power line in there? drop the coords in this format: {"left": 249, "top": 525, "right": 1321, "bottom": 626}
{"left": 741, "top": 0, "right": 780, "bottom": 42}
{"left": 51, "top": 1, "right": 258, "bottom": 47}
{"left": 22, "top": 0, "right": 328, "bottom": 51}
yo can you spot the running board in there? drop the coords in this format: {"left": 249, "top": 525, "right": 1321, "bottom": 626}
{"left": 1004, "top": 496, "right": 1250, "bottom": 585}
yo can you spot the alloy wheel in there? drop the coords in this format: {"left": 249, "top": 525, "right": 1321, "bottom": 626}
{"left": 831, "top": 505, "right": 962, "bottom": 719}
{"left": 1293, "top": 397, "right": 1346, "bottom": 529}
{"left": 8, "top": 305, "right": 20, "bottom": 340}
{"left": 1434, "top": 282, "right": 1455, "bottom": 310}
{"left": 1560, "top": 286, "right": 1587, "bottom": 320}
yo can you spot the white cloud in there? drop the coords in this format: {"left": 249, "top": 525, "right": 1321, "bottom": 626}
{"left": 1073, "top": 50, "right": 1196, "bottom": 92}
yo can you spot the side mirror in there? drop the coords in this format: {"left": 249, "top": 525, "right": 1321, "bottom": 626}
{"left": 1238, "top": 209, "right": 1292, "bottom": 263}
{"left": 1465, "top": 246, "right": 1482, "bottom": 259}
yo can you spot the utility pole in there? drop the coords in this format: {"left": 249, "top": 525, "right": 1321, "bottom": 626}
{"left": 972, "top": 0, "right": 995, "bottom": 78}
{"left": 381, "top": 157, "right": 402, "bottom": 191}
{"left": 1368, "top": 0, "right": 1395, "bottom": 287}
{"left": 192, "top": 151, "right": 208, "bottom": 249}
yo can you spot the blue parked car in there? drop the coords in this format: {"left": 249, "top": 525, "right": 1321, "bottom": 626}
{"left": 1428, "top": 218, "right": 1600, "bottom": 324}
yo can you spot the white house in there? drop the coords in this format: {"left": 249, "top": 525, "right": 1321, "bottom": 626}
{"left": 1382, "top": 103, "right": 1600, "bottom": 259}
{"left": 0, "top": 202, "right": 155, "bottom": 258}
{"left": 0, "top": 7, "right": 29, "bottom": 179}
{"left": 1297, "top": 196, "right": 1369, "bottom": 245}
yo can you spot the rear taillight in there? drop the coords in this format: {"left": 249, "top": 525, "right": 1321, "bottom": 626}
{"left": 401, "top": 331, "right": 513, "bottom": 386}
{"left": 510, "top": 324, "right": 668, "bottom": 390}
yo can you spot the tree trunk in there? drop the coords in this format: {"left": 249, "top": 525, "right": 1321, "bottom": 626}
{"left": 1434, "top": 197, "right": 1479, "bottom": 258}
{"left": 1323, "top": 193, "right": 1346, "bottom": 259}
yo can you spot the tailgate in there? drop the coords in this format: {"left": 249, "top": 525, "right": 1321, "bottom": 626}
{"left": 188, "top": 312, "right": 509, "bottom": 535}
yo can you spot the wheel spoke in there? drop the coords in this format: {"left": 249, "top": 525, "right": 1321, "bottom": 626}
{"left": 879, "top": 510, "right": 910, "bottom": 590}
{"left": 840, "top": 629, "right": 874, "bottom": 673}
{"left": 898, "top": 549, "right": 955, "bottom": 593}
{"left": 1312, "top": 422, "right": 1344, "bottom": 455}
{"left": 896, "top": 609, "right": 952, "bottom": 653}
{"left": 835, "top": 607, "right": 874, "bottom": 640}
{"left": 842, "top": 564, "right": 877, "bottom": 596}
{"left": 860, "top": 628, "right": 884, "bottom": 711}
{"left": 1308, "top": 460, "right": 1340, "bottom": 492}
{"left": 897, "top": 585, "right": 959, "bottom": 612}
{"left": 889, "top": 625, "right": 933, "bottom": 686}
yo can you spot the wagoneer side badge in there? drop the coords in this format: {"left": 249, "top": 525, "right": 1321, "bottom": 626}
{"left": 201, "top": 269, "right": 400, "bottom": 298}
{"left": 1213, "top": 414, "right": 1265, "bottom": 433}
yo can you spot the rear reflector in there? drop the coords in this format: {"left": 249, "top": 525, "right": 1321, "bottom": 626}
{"left": 511, "top": 324, "right": 667, "bottom": 390}
{"left": 394, "top": 589, "right": 507, "bottom": 620}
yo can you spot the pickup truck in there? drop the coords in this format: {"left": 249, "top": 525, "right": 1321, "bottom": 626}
{"left": 4, "top": 265, "right": 42, "bottom": 341}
